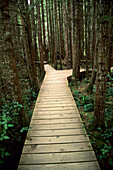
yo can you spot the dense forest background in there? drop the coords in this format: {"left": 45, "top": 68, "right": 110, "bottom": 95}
{"left": 0, "top": 0, "right": 113, "bottom": 169}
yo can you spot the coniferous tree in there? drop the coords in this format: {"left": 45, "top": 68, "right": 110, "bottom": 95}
{"left": 1, "top": 0, "right": 28, "bottom": 127}
{"left": 36, "top": 0, "right": 44, "bottom": 78}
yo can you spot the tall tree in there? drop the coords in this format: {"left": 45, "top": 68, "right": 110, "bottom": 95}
{"left": 94, "top": 0, "right": 108, "bottom": 128}
{"left": 68, "top": 0, "right": 73, "bottom": 68}
{"left": 54, "top": 0, "right": 58, "bottom": 69}
{"left": 46, "top": 0, "right": 52, "bottom": 62}
{"left": 41, "top": 0, "right": 47, "bottom": 61}
{"left": 36, "top": 0, "right": 44, "bottom": 78}
{"left": 63, "top": 0, "right": 69, "bottom": 68}
{"left": 30, "top": 0, "right": 39, "bottom": 62}
{"left": 87, "top": 1, "right": 97, "bottom": 93}
{"left": 25, "top": 0, "right": 39, "bottom": 92}
{"left": 1, "top": 0, "right": 28, "bottom": 127}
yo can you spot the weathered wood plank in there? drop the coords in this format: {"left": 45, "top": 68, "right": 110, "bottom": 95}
{"left": 30, "top": 119, "right": 81, "bottom": 124}
{"left": 29, "top": 123, "right": 83, "bottom": 130}
{"left": 19, "top": 151, "right": 97, "bottom": 164}
{"left": 33, "top": 107, "right": 76, "bottom": 111}
{"left": 22, "top": 142, "right": 92, "bottom": 153}
{"left": 30, "top": 118, "right": 81, "bottom": 124}
{"left": 31, "top": 114, "right": 81, "bottom": 120}
{"left": 27, "top": 129, "right": 86, "bottom": 137}
{"left": 25, "top": 135, "right": 89, "bottom": 145}
{"left": 36, "top": 103, "right": 75, "bottom": 107}
{"left": 18, "top": 162, "right": 100, "bottom": 170}
{"left": 32, "top": 109, "right": 79, "bottom": 115}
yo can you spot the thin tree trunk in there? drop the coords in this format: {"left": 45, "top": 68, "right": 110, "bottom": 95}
{"left": 68, "top": 0, "right": 73, "bottom": 68}
{"left": 72, "top": 0, "right": 77, "bottom": 83}
{"left": 30, "top": 0, "right": 38, "bottom": 62}
{"left": 63, "top": 0, "right": 69, "bottom": 68}
{"left": 46, "top": 0, "right": 52, "bottom": 62}
{"left": 36, "top": 0, "right": 44, "bottom": 79}
{"left": 41, "top": 0, "right": 47, "bottom": 61}
{"left": 54, "top": 0, "right": 58, "bottom": 69}
{"left": 49, "top": 0, "right": 54, "bottom": 64}
{"left": 76, "top": 1, "right": 81, "bottom": 80}
{"left": 87, "top": 1, "right": 97, "bottom": 93}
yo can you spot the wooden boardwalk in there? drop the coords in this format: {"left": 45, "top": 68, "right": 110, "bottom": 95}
{"left": 18, "top": 64, "right": 100, "bottom": 170}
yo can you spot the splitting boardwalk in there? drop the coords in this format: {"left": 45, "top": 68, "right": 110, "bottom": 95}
{"left": 18, "top": 64, "right": 100, "bottom": 170}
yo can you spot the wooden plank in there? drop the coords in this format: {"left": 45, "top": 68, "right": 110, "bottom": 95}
{"left": 22, "top": 142, "right": 93, "bottom": 153}
{"left": 30, "top": 118, "right": 81, "bottom": 124}
{"left": 31, "top": 114, "right": 80, "bottom": 120}
{"left": 37, "top": 96, "right": 73, "bottom": 99}
{"left": 30, "top": 117, "right": 81, "bottom": 125}
{"left": 19, "top": 151, "right": 97, "bottom": 164}
{"left": 29, "top": 123, "right": 83, "bottom": 130}
{"left": 36, "top": 103, "right": 75, "bottom": 107}
{"left": 37, "top": 98, "right": 74, "bottom": 102}
{"left": 25, "top": 135, "right": 89, "bottom": 145}
{"left": 33, "top": 107, "right": 76, "bottom": 111}
{"left": 32, "top": 110, "right": 79, "bottom": 115}
{"left": 38, "top": 101, "right": 75, "bottom": 104}
{"left": 18, "top": 162, "right": 100, "bottom": 170}
{"left": 27, "top": 129, "right": 86, "bottom": 137}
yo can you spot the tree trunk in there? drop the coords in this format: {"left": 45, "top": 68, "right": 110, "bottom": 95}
{"left": 94, "top": 39, "right": 106, "bottom": 128}
{"left": 25, "top": 0, "right": 39, "bottom": 92}
{"left": 30, "top": 0, "right": 38, "bottom": 63}
{"left": 1, "top": 0, "right": 28, "bottom": 127}
{"left": 63, "top": 0, "right": 69, "bottom": 68}
{"left": 58, "top": 1, "right": 63, "bottom": 70}
{"left": 68, "top": 0, "right": 73, "bottom": 68}
{"left": 46, "top": 0, "right": 52, "bottom": 62}
{"left": 41, "top": 0, "right": 47, "bottom": 61}
{"left": 54, "top": 0, "right": 58, "bottom": 69}
{"left": 36, "top": 0, "right": 44, "bottom": 79}
{"left": 87, "top": 1, "right": 97, "bottom": 93}
{"left": 72, "top": 0, "right": 77, "bottom": 83}
{"left": 76, "top": 1, "right": 81, "bottom": 80}
{"left": 49, "top": 0, "right": 54, "bottom": 64}
{"left": 19, "top": 0, "right": 33, "bottom": 87}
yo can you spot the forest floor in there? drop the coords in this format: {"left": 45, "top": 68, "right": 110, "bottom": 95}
{"left": 0, "top": 88, "right": 38, "bottom": 170}
{"left": 70, "top": 76, "right": 113, "bottom": 170}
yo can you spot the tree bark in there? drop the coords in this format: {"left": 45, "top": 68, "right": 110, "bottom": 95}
{"left": 41, "top": 0, "right": 47, "bottom": 61}
{"left": 1, "top": 0, "right": 28, "bottom": 127}
{"left": 46, "top": 0, "right": 52, "bottom": 62}
{"left": 94, "top": 39, "right": 106, "bottom": 128}
{"left": 36, "top": 0, "right": 44, "bottom": 79}
{"left": 63, "top": 0, "right": 69, "bottom": 68}
{"left": 25, "top": 0, "right": 39, "bottom": 92}
{"left": 30, "top": 0, "right": 38, "bottom": 63}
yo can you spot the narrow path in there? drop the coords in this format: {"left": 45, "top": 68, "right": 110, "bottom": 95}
{"left": 18, "top": 64, "right": 100, "bottom": 170}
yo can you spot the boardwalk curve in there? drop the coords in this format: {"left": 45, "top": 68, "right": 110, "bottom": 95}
{"left": 18, "top": 64, "right": 100, "bottom": 170}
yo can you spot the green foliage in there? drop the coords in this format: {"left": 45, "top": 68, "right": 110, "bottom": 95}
{"left": 72, "top": 88, "right": 94, "bottom": 112}
{"left": 0, "top": 88, "right": 37, "bottom": 164}
{"left": 20, "top": 126, "right": 29, "bottom": 133}
{"left": 0, "top": 148, "right": 10, "bottom": 164}
{"left": 99, "top": 15, "right": 113, "bottom": 23}
{"left": 71, "top": 72, "right": 113, "bottom": 168}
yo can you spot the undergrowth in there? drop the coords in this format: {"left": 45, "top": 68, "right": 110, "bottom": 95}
{"left": 70, "top": 73, "right": 113, "bottom": 170}
{"left": 0, "top": 88, "right": 37, "bottom": 169}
